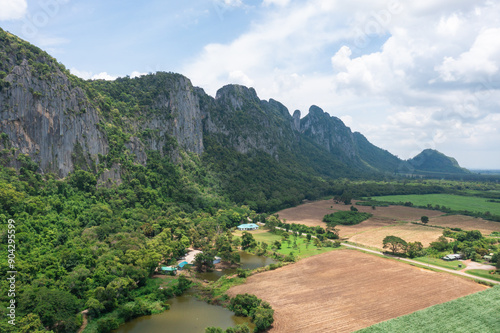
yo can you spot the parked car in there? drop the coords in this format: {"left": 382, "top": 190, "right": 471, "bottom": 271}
{"left": 442, "top": 254, "right": 462, "bottom": 261}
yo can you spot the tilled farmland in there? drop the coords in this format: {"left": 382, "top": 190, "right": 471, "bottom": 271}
{"left": 228, "top": 250, "right": 486, "bottom": 333}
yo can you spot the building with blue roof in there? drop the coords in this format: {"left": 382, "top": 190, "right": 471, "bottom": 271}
{"left": 237, "top": 223, "right": 259, "bottom": 231}
{"left": 161, "top": 266, "right": 177, "bottom": 275}
{"left": 177, "top": 261, "right": 189, "bottom": 269}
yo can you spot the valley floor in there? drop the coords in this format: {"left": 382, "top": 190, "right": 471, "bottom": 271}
{"left": 228, "top": 249, "right": 486, "bottom": 333}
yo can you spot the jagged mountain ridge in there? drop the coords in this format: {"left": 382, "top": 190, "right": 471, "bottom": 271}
{"left": 0, "top": 28, "right": 468, "bottom": 186}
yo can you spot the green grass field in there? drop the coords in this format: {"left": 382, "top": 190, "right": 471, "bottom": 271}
{"left": 412, "top": 256, "right": 464, "bottom": 270}
{"left": 357, "top": 286, "right": 500, "bottom": 333}
{"left": 466, "top": 269, "right": 500, "bottom": 282}
{"left": 235, "top": 230, "right": 342, "bottom": 260}
{"left": 369, "top": 194, "right": 500, "bottom": 215}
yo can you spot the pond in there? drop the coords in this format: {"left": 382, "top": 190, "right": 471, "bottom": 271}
{"left": 195, "top": 251, "right": 278, "bottom": 281}
{"left": 113, "top": 251, "right": 275, "bottom": 333}
{"left": 113, "top": 292, "right": 254, "bottom": 333}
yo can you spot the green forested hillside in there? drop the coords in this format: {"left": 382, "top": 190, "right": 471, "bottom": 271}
{"left": 408, "top": 149, "right": 470, "bottom": 175}
{"left": 353, "top": 132, "right": 403, "bottom": 173}
{"left": 0, "top": 151, "right": 250, "bottom": 332}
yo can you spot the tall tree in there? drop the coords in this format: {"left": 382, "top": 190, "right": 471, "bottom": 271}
{"left": 406, "top": 241, "right": 424, "bottom": 258}
{"left": 383, "top": 235, "right": 407, "bottom": 255}
{"left": 241, "top": 232, "right": 257, "bottom": 250}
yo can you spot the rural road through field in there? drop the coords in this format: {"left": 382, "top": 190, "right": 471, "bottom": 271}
{"left": 256, "top": 222, "right": 500, "bottom": 285}
{"left": 340, "top": 242, "right": 500, "bottom": 285}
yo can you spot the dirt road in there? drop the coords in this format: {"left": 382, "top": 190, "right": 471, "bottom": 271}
{"left": 341, "top": 242, "right": 500, "bottom": 285}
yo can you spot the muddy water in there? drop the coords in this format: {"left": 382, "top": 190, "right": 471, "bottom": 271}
{"left": 113, "top": 292, "right": 254, "bottom": 333}
{"left": 196, "top": 251, "right": 278, "bottom": 281}
{"left": 113, "top": 252, "right": 273, "bottom": 333}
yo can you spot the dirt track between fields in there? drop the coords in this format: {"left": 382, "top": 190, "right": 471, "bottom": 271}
{"left": 228, "top": 249, "right": 486, "bottom": 333}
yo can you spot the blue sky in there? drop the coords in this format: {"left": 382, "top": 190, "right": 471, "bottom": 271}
{"left": 1, "top": 0, "right": 500, "bottom": 169}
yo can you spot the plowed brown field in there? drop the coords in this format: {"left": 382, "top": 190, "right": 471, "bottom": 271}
{"left": 429, "top": 214, "right": 500, "bottom": 235}
{"left": 277, "top": 199, "right": 442, "bottom": 228}
{"left": 228, "top": 250, "right": 485, "bottom": 333}
{"left": 348, "top": 223, "right": 444, "bottom": 248}
{"left": 277, "top": 199, "right": 451, "bottom": 248}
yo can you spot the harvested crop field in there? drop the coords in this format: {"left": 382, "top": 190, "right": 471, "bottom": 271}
{"left": 347, "top": 223, "right": 444, "bottom": 248}
{"left": 335, "top": 216, "right": 397, "bottom": 238}
{"left": 277, "top": 199, "right": 442, "bottom": 228}
{"left": 429, "top": 215, "right": 500, "bottom": 236}
{"left": 228, "top": 250, "right": 485, "bottom": 333}
{"left": 277, "top": 199, "right": 445, "bottom": 247}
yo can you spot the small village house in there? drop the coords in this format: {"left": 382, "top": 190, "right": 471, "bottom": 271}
{"left": 237, "top": 223, "right": 259, "bottom": 231}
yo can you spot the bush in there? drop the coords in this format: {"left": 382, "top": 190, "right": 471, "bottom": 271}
{"left": 230, "top": 294, "right": 261, "bottom": 317}
{"left": 283, "top": 252, "right": 296, "bottom": 262}
{"left": 229, "top": 294, "right": 274, "bottom": 332}
{"left": 237, "top": 268, "right": 251, "bottom": 278}
{"left": 472, "top": 253, "right": 482, "bottom": 262}
{"left": 323, "top": 211, "right": 372, "bottom": 227}
{"left": 205, "top": 328, "right": 224, "bottom": 333}
{"left": 269, "top": 263, "right": 280, "bottom": 270}
{"left": 225, "top": 324, "right": 251, "bottom": 333}
{"left": 206, "top": 324, "right": 251, "bottom": 333}
{"left": 325, "top": 231, "right": 339, "bottom": 239}
{"left": 252, "top": 306, "right": 274, "bottom": 332}
{"left": 96, "top": 316, "right": 120, "bottom": 333}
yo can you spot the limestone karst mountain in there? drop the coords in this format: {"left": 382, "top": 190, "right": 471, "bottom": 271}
{"left": 0, "top": 28, "right": 468, "bottom": 203}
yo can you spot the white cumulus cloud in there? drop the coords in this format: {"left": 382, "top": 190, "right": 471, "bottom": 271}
{"left": 172, "top": 0, "right": 500, "bottom": 167}
{"left": 130, "top": 71, "right": 147, "bottom": 79}
{"left": 0, "top": 0, "right": 27, "bottom": 20}
{"left": 262, "top": 0, "right": 291, "bottom": 7}
{"left": 436, "top": 28, "right": 500, "bottom": 82}
{"left": 70, "top": 68, "right": 117, "bottom": 81}
{"left": 91, "top": 72, "right": 117, "bottom": 81}
{"left": 228, "top": 70, "right": 254, "bottom": 86}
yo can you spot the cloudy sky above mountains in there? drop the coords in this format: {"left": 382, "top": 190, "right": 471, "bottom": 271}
{"left": 1, "top": 0, "right": 499, "bottom": 168}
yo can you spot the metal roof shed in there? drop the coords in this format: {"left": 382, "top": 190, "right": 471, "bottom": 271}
{"left": 237, "top": 223, "right": 259, "bottom": 231}
{"left": 178, "top": 261, "right": 189, "bottom": 269}
{"left": 161, "top": 266, "right": 177, "bottom": 272}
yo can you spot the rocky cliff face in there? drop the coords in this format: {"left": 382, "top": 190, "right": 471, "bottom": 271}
{"left": 0, "top": 27, "right": 206, "bottom": 177}
{"left": 200, "top": 84, "right": 296, "bottom": 157}
{"left": 0, "top": 28, "right": 468, "bottom": 181}
{"left": 0, "top": 59, "right": 107, "bottom": 177}
{"left": 299, "top": 105, "right": 358, "bottom": 162}
{"left": 131, "top": 75, "right": 204, "bottom": 160}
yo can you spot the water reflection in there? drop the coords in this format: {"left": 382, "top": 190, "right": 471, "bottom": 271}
{"left": 113, "top": 251, "right": 273, "bottom": 333}
{"left": 113, "top": 292, "right": 253, "bottom": 333}
{"left": 195, "top": 251, "right": 278, "bottom": 281}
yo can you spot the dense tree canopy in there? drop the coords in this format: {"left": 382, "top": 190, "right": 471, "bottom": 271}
{"left": 383, "top": 236, "right": 408, "bottom": 255}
